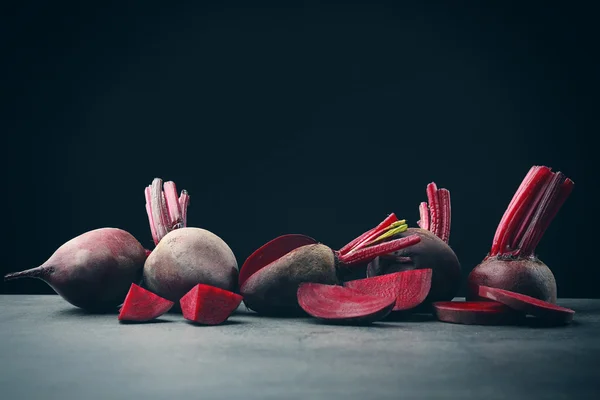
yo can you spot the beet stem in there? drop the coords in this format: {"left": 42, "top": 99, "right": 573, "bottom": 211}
{"left": 4, "top": 266, "right": 46, "bottom": 281}
{"left": 179, "top": 190, "right": 190, "bottom": 228}
{"left": 338, "top": 234, "right": 421, "bottom": 265}
{"left": 144, "top": 186, "right": 160, "bottom": 245}
{"left": 426, "top": 183, "right": 441, "bottom": 238}
{"left": 418, "top": 202, "right": 430, "bottom": 231}
{"left": 518, "top": 171, "right": 567, "bottom": 256}
{"left": 163, "top": 181, "right": 183, "bottom": 229}
{"left": 438, "top": 188, "right": 451, "bottom": 243}
{"left": 338, "top": 213, "right": 398, "bottom": 256}
{"left": 150, "top": 178, "right": 170, "bottom": 243}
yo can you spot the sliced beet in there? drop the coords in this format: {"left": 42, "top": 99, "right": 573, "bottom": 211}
{"left": 297, "top": 282, "right": 396, "bottom": 324}
{"left": 478, "top": 285, "right": 575, "bottom": 325}
{"left": 180, "top": 283, "right": 243, "bottom": 325}
{"left": 344, "top": 268, "right": 432, "bottom": 311}
{"left": 433, "top": 301, "right": 519, "bottom": 325}
{"left": 238, "top": 234, "right": 317, "bottom": 288}
{"left": 118, "top": 283, "right": 174, "bottom": 322}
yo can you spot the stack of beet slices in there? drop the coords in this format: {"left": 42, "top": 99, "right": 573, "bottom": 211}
{"left": 433, "top": 285, "right": 575, "bottom": 326}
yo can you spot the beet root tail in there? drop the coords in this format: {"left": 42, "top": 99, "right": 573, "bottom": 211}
{"left": 4, "top": 266, "right": 46, "bottom": 281}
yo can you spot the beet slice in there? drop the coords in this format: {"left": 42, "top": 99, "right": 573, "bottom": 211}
{"left": 238, "top": 234, "right": 317, "bottom": 288}
{"left": 478, "top": 285, "right": 575, "bottom": 325}
{"left": 433, "top": 301, "right": 519, "bottom": 325}
{"left": 344, "top": 268, "right": 432, "bottom": 311}
{"left": 180, "top": 283, "right": 243, "bottom": 325}
{"left": 118, "top": 283, "right": 174, "bottom": 322}
{"left": 297, "top": 282, "right": 396, "bottom": 324}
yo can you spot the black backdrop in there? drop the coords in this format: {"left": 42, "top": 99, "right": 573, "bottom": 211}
{"left": 2, "top": 1, "right": 596, "bottom": 297}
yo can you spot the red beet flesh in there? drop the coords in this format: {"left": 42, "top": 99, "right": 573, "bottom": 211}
{"left": 239, "top": 216, "right": 421, "bottom": 316}
{"left": 297, "top": 282, "right": 396, "bottom": 324}
{"left": 344, "top": 269, "right": 432, "bottom": 311}
{"left": 4, "top": 227, "right": 146, "bottom": 312}
{"left": 118, "top": 283, "right": 174, "bottom": 322}
{"left": 433, "top": 301, "right": 519, "bottom": 325}
{"left": 367, "top": 183, "right": 461, "bottom": 304}
{"left": 238, "top": 234, "right": 317, "bottom": 288}
{"left": 478, "top": 285, "right": 575, "bottom": 325}
{"left": 180, "top": 283, "right": 243, "bottom": 325}
{"left": 468, "top": 166, "right": 574, "bottom": 302}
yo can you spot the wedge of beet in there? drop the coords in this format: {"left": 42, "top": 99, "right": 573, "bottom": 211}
{"left": 433, "top": 301, "right": 519, "bottom": 325}
{"left": 238, "top": 234, "right": 317, "bottom": 288}
{"left": 180, "top": 283, "right": 243, "bottom": 325}
{"left": 478, "top": 285, "right": 574, "bottom": 325}
{"left": 297, "top": 282, "right": 396, "bottom": 324}
{"left": 240, "top": 213, "right": 422, "bottom": 316}
{"left": 118, "top": 283, "right": 174, "bottom": 322}
{"left": 344, "top": 269, "right": 432, "bottom": 311}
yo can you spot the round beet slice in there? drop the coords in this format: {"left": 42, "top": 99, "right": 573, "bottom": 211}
{"left": 433, "top": 301, "right": 520, "bottom": 325}
{"left": 238, "top": 234, "right": 317, "bottom": 288}
{"left": 478, "top": 285, "right": 575, "bottom": 325}
{"left": 297, "top": 282, "right": 396, "bottom": 324}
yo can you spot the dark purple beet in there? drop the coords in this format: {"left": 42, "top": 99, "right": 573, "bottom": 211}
{"left": 4, "top": 228, "right": 146, "bottom": 312}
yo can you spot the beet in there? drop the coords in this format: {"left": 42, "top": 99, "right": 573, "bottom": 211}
{"left": 239, "top": 214, "right": 421, "bottom": 316}
{"left": 142, "top": 178, "right": 239, "bottom": 306}
{"left": 478, "top": 285, "right": 575, "bottom": 325}
{"left": 118, "top": 283, "right": 174, "bottom": 322}
{"left": 433, "top": 301, "right": 519, "bottom": 325}
{"left": 366, "top": 183, "right": 461, "bottom": 304}
{"left": 297, "top": 282, "right": 396, "bottom": 324}
{"left": 344, "top": 268, "right": 432, "bottom": 311}
{"left": 4, "top": 227, "right": 146, "bottom": 312}
{"left": 180, "top": 283, "right": 243, "bottom": 325}
{"left": 467, "top": 166, "right": 574, "bottom": 303}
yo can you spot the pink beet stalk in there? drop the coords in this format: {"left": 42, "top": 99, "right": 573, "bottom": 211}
{"left": 338, "top": 213, "right": 398, "bottom": 256}
{"left": 145, "top": 178, "right": 190, "bottom": 246}
{"left": 414, "top": 182, "right": 451, "bottom": 244}
{"left": 338, "top": 235, "right": 421, "bottom": 265}
{"left": 418, "top": 202, "right": 430, "bottom": 231}
{"left": 426, "top": 183, "right": 441, "bottom": 238}
{"left": 438, "top": 188, "right": 451, "bottom": 243}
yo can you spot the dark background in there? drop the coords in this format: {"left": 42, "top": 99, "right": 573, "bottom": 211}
{"left": 2, "top": 1, "right": 596, "bottom": 297}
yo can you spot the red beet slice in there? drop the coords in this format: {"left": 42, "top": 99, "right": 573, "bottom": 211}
{"left": 433, "top": 301, "right": 519, "bottom": 325}
{"left": 118, "top": 283, "right": 174, "bottom": 322}
{"left": 297, "top": 282, "right": 396, "bottom": 324}
{"left": 478, "top": 285, "right": 575, "bottom": 325}
{"left": 344, "top": 269, "right": 432, "bottom": 311}
{"left": 238, "top": 234, "right": 317, "bottom": 288}
{"left": 180, "top": 283, "right": 243, "bottom": 325}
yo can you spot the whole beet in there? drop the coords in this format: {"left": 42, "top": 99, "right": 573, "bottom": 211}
{"left": 367, "top": 227, "right": 461, "bottom": 303}
{"left": 4, "top": 227, "right": 146, "bottom": 312}
{"left": 143, "top": 227, "right": 239, "bottom": 303}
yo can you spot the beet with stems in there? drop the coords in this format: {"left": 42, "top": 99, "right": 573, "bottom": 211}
{"left": 344, "top": 269, "right": 432, "bottom": 312}
{"left": 142, "top": 178, "right": 239, "bottom": 307}
{"left": 4, "top": 228, "right": 146, "bottom": 312}
{"left": 118, "top": 283, "right": 174, "bottom": 322}
{"left": 239, "top": 214, "right": 422, "bottom": 316}
{"left": 180, "top": 283, "right": 243, "bottom": 325}
{"left": 297, "top": 282, "right": 396, "bottom": 324}
{"left": 366, "top": 182, "right": 461, "bottom": 304}
{"left": 467, "top": 166, "right": 574, "bottom": 303}
{"left": 478, "top": 285, "right": 575, "bottom": 325}
{"left": 433, "top": 301, "right": 520, "bottom": 325}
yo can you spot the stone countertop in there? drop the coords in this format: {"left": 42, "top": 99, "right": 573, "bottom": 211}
{"left": 0, "top": 295, "right": 598, "bottom": 400}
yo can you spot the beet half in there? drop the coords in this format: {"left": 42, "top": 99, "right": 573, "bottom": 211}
{"left": 118, "top": 283, "right": 174, "bottom": 322}
{"left": 366, "top": 182, "right": 461, "bottom": 304}
{"left": 467, "top": 166, "right": 574, "bottom": 303}
{"left": 344, "top": 269, "right": 432, "bottom": 311}
{"left": 141, "top": 178, "right": 239, "bottom": 307}
{"left": 433, "top": 301, "right": 519, "bottom": 325}
{"left": 240, "top": 214, "right": 422, "bottom": 316}
{"left": 4, "top": 228, "right": 146, "bottom": 312}
{"left": 180, "top": 283, "right": 243, "bottom": 325}
{"left": 478, "top": 285, "right": 575, "bottom": 325}
{"left": 297, "top": 282, "right": 396, "bottom": 324}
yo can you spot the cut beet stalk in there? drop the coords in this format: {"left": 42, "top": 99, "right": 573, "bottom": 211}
{"left": 433, "top": 301, "right": 520, "bottom": 325}
{"left": 297, "top": 282, "right": 396, "bottom": 324}
{"left": 118, "top": 283, "right": 174, "bottom": 322}
{"left": 238, "top": 234, "right": 318, "bottom": 288}
{"left": 180, "top": 283, "right": 243, "bottom": 325}
{"left": 478, "top": 285, "right": 574, "bottom": 325}
{"left": 344, "top": 269, "right": 432, "bottom": 311}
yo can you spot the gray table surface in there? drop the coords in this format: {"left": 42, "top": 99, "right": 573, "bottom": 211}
{"left": 0, "top": 295, "right": 598, "bottom": 400}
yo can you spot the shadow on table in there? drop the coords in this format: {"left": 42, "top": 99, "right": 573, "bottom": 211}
{"left": 184, "top": 319, "right": 247, "bottom": 327}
